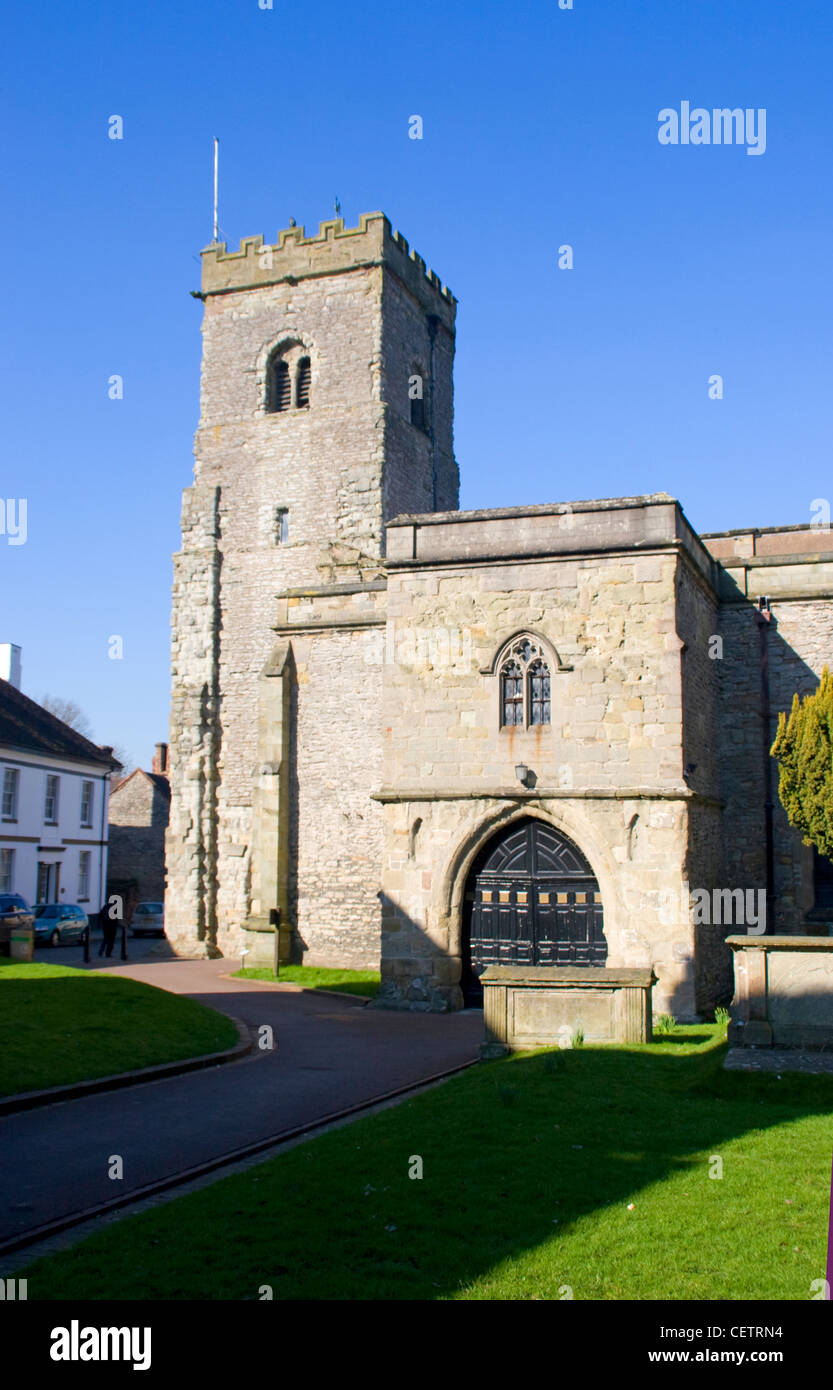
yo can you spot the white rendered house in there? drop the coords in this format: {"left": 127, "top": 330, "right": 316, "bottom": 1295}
{"left": 0, "top": 658, "right": 119, "bottom": 911}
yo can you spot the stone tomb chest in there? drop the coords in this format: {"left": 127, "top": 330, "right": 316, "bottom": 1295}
{"left": 480, "top": 964, "right": 656, "bottom": 1056}
{"left": 728, "top": 935, "right": 833, "bottom": 1049}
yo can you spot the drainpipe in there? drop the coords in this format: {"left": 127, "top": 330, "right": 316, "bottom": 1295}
{"left": 427, "top": 315, "right": 440, "bottom": 511}
{"left": 99, "top": 771, "right": 108, "bottom": 914}
{"left": 755, "top": 597, "right": 775, "bottom": 933}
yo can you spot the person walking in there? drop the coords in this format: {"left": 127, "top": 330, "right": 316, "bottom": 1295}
{"left": 97, "top": 900, "right": 118, "bottom": 958}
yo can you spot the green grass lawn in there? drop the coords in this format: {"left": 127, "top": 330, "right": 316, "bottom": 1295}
{"left": 233, "top": 964, "right": 380, "bottom": 998}
{"left": 0, "top": 962, "right": 239, "bottom": 1097}
{"left": 19, "top": 1024, "right": 833, "bottom": 1300}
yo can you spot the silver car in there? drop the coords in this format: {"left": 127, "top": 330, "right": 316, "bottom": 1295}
{"left": 130, "top": 901, "right": 165, "bottom": 938}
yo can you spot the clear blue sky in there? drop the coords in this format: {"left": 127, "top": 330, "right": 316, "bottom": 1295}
{"left": 2, "top": 0, "right": 831, "bottom": 768}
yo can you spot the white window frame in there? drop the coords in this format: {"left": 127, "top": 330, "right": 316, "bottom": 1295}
{"left": 78, "top": 850, "right": 91, "bottom": 900}
{"left": 44, "top": 774, "right": 60, "bottom": 824}
{"left": 80, "top": 780, "right": 94, "bottom": 828}
{"left": 2, "top": 767, "right": 19, "bottom": 820}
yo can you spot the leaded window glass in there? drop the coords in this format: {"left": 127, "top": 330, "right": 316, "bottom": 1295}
{"left": 498, "top": 638, "right": 552, "bottom": 728}
{"left": 529, "top": 659, "right": 551, "bottom": 725}
{"left": 501, "top": 660, "right": 524, "bottom": 726}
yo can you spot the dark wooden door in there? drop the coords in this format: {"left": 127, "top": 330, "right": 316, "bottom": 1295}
{"left": 462, "top": 819, "right": 606, "bottom": 1004}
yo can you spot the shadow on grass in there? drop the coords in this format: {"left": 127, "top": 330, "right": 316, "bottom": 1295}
{"left": 19, "top": 1028, "right": 833, "bottom": 1300}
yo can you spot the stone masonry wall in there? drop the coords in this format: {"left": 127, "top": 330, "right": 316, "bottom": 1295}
{"left": 276, "top": 586, "right": 388, "bottom": 967}
{"left": 166, "top": 215, "right": 456, "bottom": 961}
{"left": 108, "top": 773, "right": 169, "bottom": 903}
{"left": 381, "top": 270, "right": 458, "bottom": 520}
{"left": 166, "top": 483, "right": 220, "bottom": 952}
{"left": 674, "top": 549, "right": 728, "bottom": 1008}
{"left": 704, "top": 528, "right": 833, "bottom": 936}
{"left": 378, "top": 504, "right": 705, "bottom": 1016}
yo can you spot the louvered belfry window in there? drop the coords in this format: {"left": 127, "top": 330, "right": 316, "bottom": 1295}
{"left": 501, "top": 660, "right": 524, "bottom": 726}
{"left": 268, "top": 359, "right": 291, "bottom": 412}
{"left": 296, "top": 357, "right": 311, "bottom": 409}
{"left": 499, "top": 639, "right": 552, "bottom": 728}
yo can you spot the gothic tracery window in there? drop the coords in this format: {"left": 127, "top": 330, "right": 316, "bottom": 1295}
{"left": 499, "top": 638, "right": 552, "bottom": 729}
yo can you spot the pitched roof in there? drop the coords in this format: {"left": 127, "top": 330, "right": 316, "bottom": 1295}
{"left": 0, "top": 678, "right": 119, "bottom": 769}
{"left": 111, "top": 768, "right": 170, "bottom": 800}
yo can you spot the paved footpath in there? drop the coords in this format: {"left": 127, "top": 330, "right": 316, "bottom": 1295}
{"left": 0, "top": 957, "right": 482, "bottom": 1246}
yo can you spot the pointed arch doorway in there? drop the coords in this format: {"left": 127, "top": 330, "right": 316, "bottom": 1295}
{"left": 461, "top": 817, "right": 607, "bottom": 1006}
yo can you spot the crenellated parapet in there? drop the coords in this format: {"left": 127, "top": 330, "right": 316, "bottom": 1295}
{"left": 199, "top": 211, "right": 456, "bottom": 327}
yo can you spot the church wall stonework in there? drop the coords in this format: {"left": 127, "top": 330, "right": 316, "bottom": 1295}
{"left": 165, "top": 210, "right": 833, "bottom": 1017}
{"left": 166, "top": 214, "right": 456, "bottom": 962}
{"left": 703, "top": 529, "right": 833, "bottom": 938}
{"left": 376, "top": 498, "right": 715, "bottom": 1016}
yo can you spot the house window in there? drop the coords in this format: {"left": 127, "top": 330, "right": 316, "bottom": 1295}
{"left": 296, "top": 357, "right": 311, "bottom": 409}
{"left": 499, "top": 638, "right": 552, "bottom": 729}
{"left": 2, "top": 768, "right": 19, "bottom": 820}
{"left": 267, "top": 357, "right": 291, "bottom": 413}
{"left": 78, "top": 850, "right": 91, "bottom": 900}
{"left": 44, "top": 774, "right": 60, "bottom": 824}
{"left": 80, "top": 780, "right": 94, "bottom": 827}
{"left": 0, "top": 848, "right": 13, "bottom": 892}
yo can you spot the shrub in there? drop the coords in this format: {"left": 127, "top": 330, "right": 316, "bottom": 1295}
{"left": 771, "top": 668, "right": 833, "bottom": 860}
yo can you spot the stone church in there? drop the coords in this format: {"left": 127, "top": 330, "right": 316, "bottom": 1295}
{"left": 164, "top": 211, "right": 833, "bottom": 1020}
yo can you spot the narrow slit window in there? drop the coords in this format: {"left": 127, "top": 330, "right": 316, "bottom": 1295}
{"left": 274, "top": 507, "right": 289, "bottom": 545}
{"left": 410, "top": 394, "right": 425, "bottom": 431}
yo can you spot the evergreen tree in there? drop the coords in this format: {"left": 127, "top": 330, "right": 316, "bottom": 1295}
{"left": 771, "top": 667, "right": 833, "bottom": 859}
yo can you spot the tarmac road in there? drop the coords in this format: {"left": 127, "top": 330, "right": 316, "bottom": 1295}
{"left": 0, "top": 953, "right": 482, "bottom": 1246}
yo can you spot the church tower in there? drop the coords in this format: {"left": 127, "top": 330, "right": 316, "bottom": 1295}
{"left": 165, "top": 213, "right": 458, "bottom": 964}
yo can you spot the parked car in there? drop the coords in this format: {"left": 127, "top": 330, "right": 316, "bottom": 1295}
{"left": 34, "top": 903, "right": 89, "bottom": 947}
{"left": 131, "top": 901, "right": 165, "bottom": 938}
{"left": 0, "top": 893, "right": 35, "bottom": 955}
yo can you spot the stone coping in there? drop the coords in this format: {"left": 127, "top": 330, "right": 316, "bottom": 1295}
{"left": 481, "top": 965, "right": 657, "bottom": 987}
{"left": 387, "top": 493, "right": 676, "bottom": 527}
{"left": 702, "top": 521, "right": 830, "bottom": 539}
{"left": 277, "top": 580, "right": 388, "bottom": 598}
{"left": 373, "top": 786, "right": 719, "bottom": 805}
{"left": 726, "top": 935, "right": 833, "bottom": 951}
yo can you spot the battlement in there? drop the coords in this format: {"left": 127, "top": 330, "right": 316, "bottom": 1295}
{"left": 200, "top": 211, "right": 455, "bottom": 325}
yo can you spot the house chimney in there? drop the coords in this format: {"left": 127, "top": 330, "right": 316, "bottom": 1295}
{"left": 153, "top": 742, "right": 169, "bottom": 775}
{"left": 0, "top": 644, "right": 22, "bottom": 689}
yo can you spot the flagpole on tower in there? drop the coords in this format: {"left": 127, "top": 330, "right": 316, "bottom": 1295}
{"left": 213, "top": 137, "right": 219, "bottom": 243}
